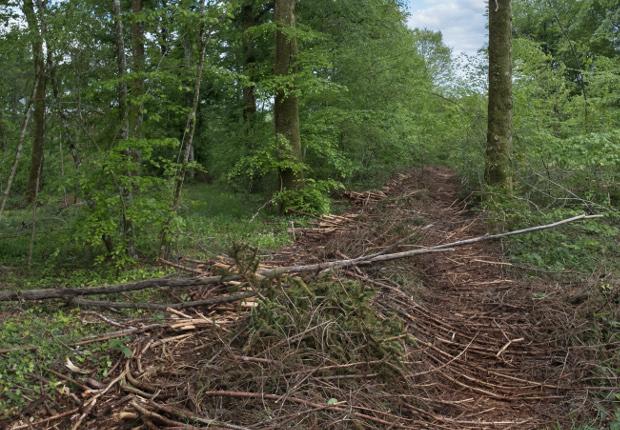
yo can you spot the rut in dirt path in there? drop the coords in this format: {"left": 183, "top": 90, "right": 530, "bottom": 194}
{"left": 388, "top": 166, "right": 584, "bottom": 428}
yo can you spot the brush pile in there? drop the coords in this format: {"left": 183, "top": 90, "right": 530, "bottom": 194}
{"left": 8, "top": 167, "right": 618, "bottom": 430}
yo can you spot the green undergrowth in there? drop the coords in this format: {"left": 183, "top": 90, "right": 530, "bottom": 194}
{"left": 483, "top": 194, "right": 619, "bottom": 276}
{"left": 0, "top": 183, "right": 305, "bottom": 418}
{"left": 176, "top": 183, "right": 299, "bottom": 258}
{"left": 0, "top": 307, "right": 135, "bottom": 419}
{"left": 0, "top": 182, "right": 302, "bottom": 289}
{"left": 483, "top": 191, "right": 620, "bottom": 429}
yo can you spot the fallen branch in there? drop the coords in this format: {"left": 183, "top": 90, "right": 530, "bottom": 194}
{"left": 0, "top": 277, "right": 231, "bottom": 301}
{"left": 70, "top": 370, "right": 126, "bottom": 430}
{"left": 428, "top": 213, "right": 603, "bottom": 250}
{"left": 72, "top": 324, "right": 166, "bottom": 346}
{"left": 10, "top": 407, "right": 80, "bottom": 430}
{"left": 139, "top": 399, "right": 252, "bottom": 430}
{"left": 71, "top": 291, "right": 255, "bottom": 310}
{"left": 0, "top": 213, "right": 602, "bottom": 302}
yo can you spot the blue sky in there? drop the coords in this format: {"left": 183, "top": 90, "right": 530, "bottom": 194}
{"left": 407, "top": 0, "right": 487, "bottom": 57}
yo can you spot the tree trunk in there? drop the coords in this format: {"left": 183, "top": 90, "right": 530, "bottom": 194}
{"left": 23, "top": 0, "right": 47, "bottom": 203}
{"left": 485, "top": 0, "right": 513, "bottom": 189}
{"left": 112, "top": 0, "right": 129, "bottom": 139}
{"left": 159, "top": 0, "right": 169, "bottom": 56}
{"left": 130, "top": 0, "right": 145, "bottom": 137}
{"left": 0, "top": 109, "right": 6, "bottom": 154}
{"left": 112, "top": 0, "right": 136, "bottom": 256}
{"left": 241, "top": 0, "right": 258, "bottom": 125}
{"left": 174, "top": 0, "right": 207, "bottom": 206}
{"left": 274, "top": 0, "right": 302, "bottom": 190}
{"left": 159, "top": 0, "right": 208, "bottom": 257}
{"left": 181, "top": 7, "right": 196, "bottom": 177}
{"left": 182, "top": 19, "right": 193, "bottom": 138}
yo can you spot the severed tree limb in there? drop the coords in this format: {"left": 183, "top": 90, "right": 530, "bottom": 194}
{"left": 139, "top": 399, "right": 252, "bottom": 430}
{"left": 427, "top": 213, "right": 603, "bottom": 250}
{"left": 71, "top": 291, "right": 256, "bottom": 310}
{"left": 199, "top": 390, "right": 409, "bottom": 428}
{"left": 0, "top": 277, "right": 235, "bottom": 301}
{"left": 0, "top": 213, "right": 603, "bottom": 302}
{"left": 10, "top": 407, "right": 80, "bottom": 430}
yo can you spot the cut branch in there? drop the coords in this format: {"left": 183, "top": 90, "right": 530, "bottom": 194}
{"left": 0, "top": 213, "right": 602, "bottom": 302}
{"left": 72, "top": 291, "right": 255, "bottom": 310}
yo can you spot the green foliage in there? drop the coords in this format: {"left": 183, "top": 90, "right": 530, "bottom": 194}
{"left": 73, "top": 138, "right": 181, "bottom": 265}
{"left": 484, "top": 194, "right": 619, "bottom": 274}
{"left": 0, "top": 308, "right": 128, "bottom": 417}
{"left": 227, "top": 135, "right": 307, "bottom": 190}
{"left": 273, "top": 178, "right": 343, "bottom": 215}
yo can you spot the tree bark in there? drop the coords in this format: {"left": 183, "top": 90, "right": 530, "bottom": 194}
{"left": 485, "top": 0, "right": 512, "bottom": 189}
{"left": 23, "top": 0, "right": 47, "bottom": 203}
{"left": 274, "top": 0, "right": 302, "bottom": 190}
{"left": 0, "top": 110, "right": 6, "bottom": 154}
{"left": 158, "top": 0, "right": 169, "bottom": 56}
{"left": 112, "top": 0, "right": 136, "bottom": 256}
{"left": 112, "top": 0, "right": 129, "bottom": 139}
{"left": 130, "top": 0, "right": 145, "bottom": 137}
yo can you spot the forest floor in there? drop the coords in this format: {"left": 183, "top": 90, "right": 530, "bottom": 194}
{"left": 4, "top": 166, "right": 618, "bottom": 429}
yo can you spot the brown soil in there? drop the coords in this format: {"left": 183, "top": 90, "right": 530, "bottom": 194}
{"left": 7, "top": 166, "right": 616, "bottom": 430}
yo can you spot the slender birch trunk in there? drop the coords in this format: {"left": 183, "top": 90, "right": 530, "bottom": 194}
{"left": 159, "top": 0, "right": 208, "bottom": 257}
{"left": 0, "top": 79, "right": 38, "bottom": 220}
{"left": 23, "top": 0, "right": 47, "bottom": 203}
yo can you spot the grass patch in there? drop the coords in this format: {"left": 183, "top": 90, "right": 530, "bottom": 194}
{"left": 483, "top": 194, "right": 619, "bottom": 276}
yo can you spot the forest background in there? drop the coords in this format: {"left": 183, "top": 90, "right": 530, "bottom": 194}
{"left": 0, "top": 0, "right": 618, "bottom": 421}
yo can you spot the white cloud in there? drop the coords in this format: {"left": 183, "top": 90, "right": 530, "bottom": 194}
{"left": 407, "top": 0, "right": 487, "bottom": 57}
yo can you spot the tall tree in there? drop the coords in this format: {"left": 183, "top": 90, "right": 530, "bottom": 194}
{"left": 274, "top": 0, "right": 302, "bottom": 190}
{"left": 130, "top": 0, "right": 145, "bottom": 136}
{"left": 0, "top": 79, "right": 37, "bottom": 220}
{"left": 113, "top": 0, "right": 129, "bottom": 139}
{"left": 112, "top": 0, "right": 138, "bottom": 256}
{"left": 240, "top": 0, "right": 258, "bottom": 125}
{"left": 485, "top": 0, "right": 513, "bottom": 188}
{"left": 23, "top": 0, "right": 47, "bottom": 203}
{"left": 159, "top": 0, "right": 208, "bottom": 256}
